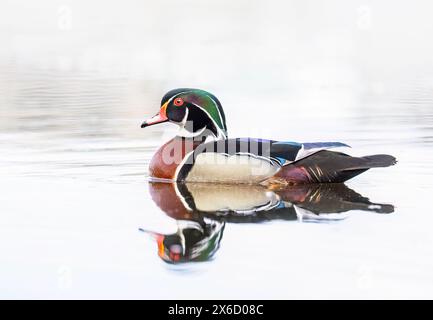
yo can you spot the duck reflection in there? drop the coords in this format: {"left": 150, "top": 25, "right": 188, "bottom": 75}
{"left": 142, "top": 182, "right": 393, "bottom": 264}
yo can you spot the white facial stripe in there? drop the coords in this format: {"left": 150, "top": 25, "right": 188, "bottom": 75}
{"left": 181, "top": 107, "right": 189, "bottom": 126}
{"left": 207, "top": 94, "right": 226, "bottom": 131}
{"left": 189, "top": 102, "right": 227, "bottom": 140}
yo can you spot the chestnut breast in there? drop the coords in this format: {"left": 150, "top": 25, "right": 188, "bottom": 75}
{"left": 149, "top": 137, "right": 203, "bottom": 180}
{"left": 148, "top": 182, "right": 193, "bottom": 220}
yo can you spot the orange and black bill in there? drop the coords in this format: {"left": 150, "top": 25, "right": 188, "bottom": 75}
{"left": 141, "top": 103, "right": 169, "bottom": 128}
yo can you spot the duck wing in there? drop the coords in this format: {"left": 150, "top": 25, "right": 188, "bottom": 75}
{"left": 269, "top": 141, "right": 350, "bottom": 165}
{"left": 272, "top": 150, "right": 397, "bottom": 184}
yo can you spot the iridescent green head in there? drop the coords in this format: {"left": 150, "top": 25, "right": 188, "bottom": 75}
{"left": 141, "top": 88, "right": 227, "bottom": 139}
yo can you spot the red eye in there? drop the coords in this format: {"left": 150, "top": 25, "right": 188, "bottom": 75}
{"left": 173, "top": 98, "right": 184, "bottom": 107}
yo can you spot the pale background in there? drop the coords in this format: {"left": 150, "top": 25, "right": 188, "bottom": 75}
{"left": 1, "top": 0, "right": 433, "bottom": 299}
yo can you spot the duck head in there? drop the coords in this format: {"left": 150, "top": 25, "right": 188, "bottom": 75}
{"left": 141, "top": 220, "right": 225, "bottom": 264}
{"left": 141, "top": 88, "right": 227, "bottom": 139}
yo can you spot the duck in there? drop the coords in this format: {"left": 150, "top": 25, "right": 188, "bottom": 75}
{"left": 141, "top": 88, "right": 396, "bottom": 185}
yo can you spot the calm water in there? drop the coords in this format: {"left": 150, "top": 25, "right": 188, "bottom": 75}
{"left": 1, "top": 0, "right": 433, "bottom": 299}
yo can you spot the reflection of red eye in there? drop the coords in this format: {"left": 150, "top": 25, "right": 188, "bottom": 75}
{"left": 173, "top": 98, "right": 184, "bottom": 107}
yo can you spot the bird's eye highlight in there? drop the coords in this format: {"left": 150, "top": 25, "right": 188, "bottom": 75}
{"left": 173, "top": 98, "right": 184, "bottom": 107}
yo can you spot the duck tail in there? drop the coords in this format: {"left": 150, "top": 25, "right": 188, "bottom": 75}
{"left": 273, "top": 151, "right": 397, "bottom": 184}
{"left": 354, "top": 154, "right": 397, "bottom": 168}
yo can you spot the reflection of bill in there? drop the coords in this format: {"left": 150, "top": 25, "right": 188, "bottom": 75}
{"left": 141, "top": 182, "right": 394, "bottom": 264}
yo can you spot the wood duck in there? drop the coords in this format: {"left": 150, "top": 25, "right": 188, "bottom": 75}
{"left": 141, "top": 182, "right": 394, "bottom": 263}
{"left": 141, "top": 88, "right": 396, "bottom": 185}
